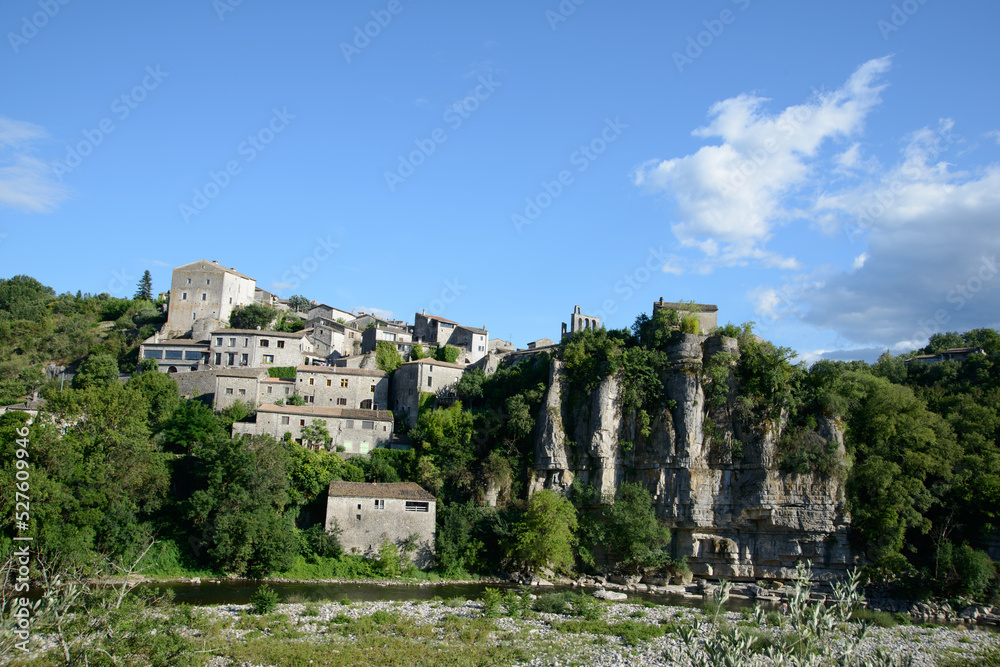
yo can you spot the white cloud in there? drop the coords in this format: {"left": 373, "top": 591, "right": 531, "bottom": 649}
{"left": 634, "top": 57, "right": 891, "bottom": 269}
{"left": 851, "top": 253, "right": 868, "bottom": 270}
{"left": 0, "top": 117, "right": 69, "bottom": 213}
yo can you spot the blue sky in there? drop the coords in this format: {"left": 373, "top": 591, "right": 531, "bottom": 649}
{"left": 2, "top": 1, "right": 999, "bottom": 362}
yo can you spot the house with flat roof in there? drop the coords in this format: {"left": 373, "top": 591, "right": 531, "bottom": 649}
{"left": 325, "top": 481, "right": 436, "bottom": 568}
{"left": 233, "top": 404, "right": 394, "bottom": 455}
{"left": 138, "top": 335, "right": 210, "bottom": 373}
{"left": 652, "top": 298, "right": 719, "bottom": 334}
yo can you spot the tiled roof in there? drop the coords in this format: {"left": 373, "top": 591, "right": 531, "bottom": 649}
{"left": 296, "top": 365, "right": 387, "bottom": 377}
{"left": 327, "top": 481, "right": 435, "bottom": 501}
{"left": 175, "top": 259, "right": 255, "bottom": 281}
{"left": 215, "top": 368, "right": 269, "bottom": 378}
{"left": 401, "top": 358, "right": 467, "bottom": 369}
{"left": 211, "top": 329, "right": 307, "bottom": 338}
{"left": 257, "top": 404, "right": 393, "bottom": 421}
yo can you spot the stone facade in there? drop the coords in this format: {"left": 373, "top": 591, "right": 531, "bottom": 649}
{"left": 214, "top": 369, "right": 269, "bottom": 410}
{"left": 562, "top": 305, "right": 601, "bottom": 337}
{"left": 325, "top": 481, "right": 436, "bottom": 568}
{"left": 294, "top": 366, "right": 389, "bottom": 410}
{"left": 303, "top": 317, "right": 362, "bottom": 359}
{"left": 237, "top": 404, "right": 394, "bottom": 455}
{"left": 209, "top": 329, "right": 319, "bottom": 369}
{"left": 165, "top": 260, "right": 256, "bottom": 336}
{"left": 139, "top": 336, "right": 210, "bottom": 373}
{"left": 392, "top": 358, "right": 467, "bottom": 427}
{"left": 307, "top": 303, "right": 355, "bottom": 323}
{"left": 653, "top": 298, "right": 719, "bottom": 334}
{"left": 361, "top": 324, "right": 413, "bottom": 356}
{"left": 412, "top": 313, "right": 489, "bottom": 364}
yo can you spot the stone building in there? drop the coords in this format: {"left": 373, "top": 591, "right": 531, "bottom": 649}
{"left": 209, "top": 329, "right": 320, "bottom": 368}
{"left": 234, "top": 404, "right": 394, "bottom": 455}
{"left": 214, "top": 369, "right": 269, "bottom": 410}
{"left": 165, "top": 260, "right": 256, "bottom": 337}
{"left": 412, "top": 312, "right": 489, "bottom": 364}
{"left": 139, "top": 335, "right": 210, "bottom": 373}
{"left": 392, "top": 358, "right": 467, "bottom": 427}
{"left": 561, "top": 305, "right": 601, "bottom": 337}
{"left": 325, "top": 481, "right": 436, "bottom": 568}
{"left": 653, "top": 298, "right": 719, "bottom": 334}
{"left": 294, "top": 365, "right": 389, "bottom": 410}
{"left": 303, "top": 317, "right": 362, "bottom": 359}
{"left": 361, "top": 324, "right": 413, "bottom": 356}
{"left": 307, "top": 303, "right": 355, "bottom": 323}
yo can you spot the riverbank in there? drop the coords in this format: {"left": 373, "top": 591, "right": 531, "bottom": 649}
{"left": 7, "top": 595, "right": 998, "bottom": 667}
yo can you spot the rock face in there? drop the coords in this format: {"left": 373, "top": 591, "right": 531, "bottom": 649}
{"left": 529, "top": 334, "right": 852, "bottom": 580}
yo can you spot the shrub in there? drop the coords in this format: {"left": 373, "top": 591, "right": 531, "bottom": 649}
{"left": 533, "top": 592, "right": 569, "bottom": 615}
{"left": 953, "top": 545, "right": 996, "bottom": 599}
{"left": 480, "top": 587, "right": 503, "bottom": 618}
{"left": 250, "top": 584, "right": 279, "bottom": 615}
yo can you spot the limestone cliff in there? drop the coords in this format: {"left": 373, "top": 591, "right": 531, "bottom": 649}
{"left": 529, "top": 333, "right": 851, "bottom": 580}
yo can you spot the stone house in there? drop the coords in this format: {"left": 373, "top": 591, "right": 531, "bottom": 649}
{"left": 303, "top": 317, "right": 363, "bottom": 359}
{"left": 325, "top": 481, "right": 436, "bottom": 568}
{"left": 361, "top": 324, "right": 413, "bottom": 356}
{"left": 165, "top": 260, "right": 256, "bottom": 337}
{"left": 294, "top": 365, "right": 389, "bottom": 410}
{"left": 234, "top": 404, "right": 394, "bottom": 454}
{"left": 412, "top": 312, "right": 489, "bottom": 364}
{"left": 653, "top": 298, "right": 719, "bottom": 334}
{"left": 213, "top": 369, "right": 269, "bottom": 410}
{"left": 209, "top": 329, "right": 321, "bottom": 368}
{"left": 307, "top": 303, "right": 355, "bottom": 323}
{"left": 391, "top": 358, "right": 467, "bottom": 427}
{"left": 904, "top": 346, "right": 986, "bottom": 365}
{"left": 139, "top": 335, "right": 210, "bottom": 373}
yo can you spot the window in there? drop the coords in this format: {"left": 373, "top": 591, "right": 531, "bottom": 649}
{"left": 263, "top": 354, "right": 274, "bottom": 363}
{"left": 357, "top": 504, "right": 361, "bottom": 510}
{"left": 277, "top": 340, "right": 285, "bottom": 349}
{"left": 182, "top": 292, "right": 188, "bottom": 300}
{"left": 305, "top": 395, "right": 314, "bottom": 403}
{"left": 225, "top": 388, "right": 234, "bottom": 395}
{"left": 308, "top": 378, "right": 314, "bottom": 386}
{"left": 215, "top": 353, "right": 222, "bottom": 365}
{"left": 361, "top": 420, "right": 374, "bottom": 430}
{"left": 337, "top": 398, "right": 347, "bottom": 406}
{"left": 184, "top": 351, "right": 203, "bottom": 360}
{"left": 345, "top": 420, "right": 354, "bottom": 429}
{"left": 165, "top": 350, "right": 183, "bottom": 360}
{"left": 193, "top": 313, "right": 197, "bottom": 320}
{"left": 260, "top": 339, "right": 270, "bottom": 347}
{"left": 300, "top": 419, "right": 306, "bottom": 426}
{"left": 241, "top": 354, "right": 248, "bottom": 365}
{"left": 206, "top": 278, "right": 210, "bottom": 285}
{"left": 340, "top": 379, "right": 349, "bottom": 388}
{"left": 227, "top": 353, "right": 236, "bottom": 365}
{"left": 229, "top": 338, "right": 236, "bottom": 347}
{"left": 144, "top": 350, "right": 163, "bottom": 359}
{"left": 405, "top": 501, "right": 429, "bottom": 512}
{"left": 356, "top": 514, "right": 361, "bottom": 521}
{"left": 374, "top": 499, "right": 384, "bottom": 510}
{"left": 244, "top": 338, "right": 249, "bottom": 347}
{"left": 281, "top": 416, "right": 289, "bottom": 425}
{"left": 229, "top": 297, "right": 232, "bottom": 304}
{"left": 370, "top": 385, "right": 376, "bottom": 393}
{"left": 427, "top": 377, "right": 433, "bottom": 387}
{"left": 267, "top": 386, "right": 273, "bottom": 394}
{"left": 238, "top": 388, "right": 246, "bottom": 396}
{"left": 187, "top": 278, "right": 191, "bottom": 284}
{"left": 326, "top": 379, "right": 332, "bottom": 387}
{"left": 216, "top": 337, "right": 223, "bottom": 346}
{"left": 201, "top": 293, "right": 207, "bottom": 301}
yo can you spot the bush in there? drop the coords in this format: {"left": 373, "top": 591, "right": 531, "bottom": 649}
{"left": 250, "top": 584, "right": 279, "bottom": 615}
{"left": 480, "top": 587, "right": 503, "bottom": 618}
{"left": 953, "top": 545, "right": 996, "bottom": 600}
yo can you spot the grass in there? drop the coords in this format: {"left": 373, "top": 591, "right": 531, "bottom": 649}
{"left": 849, "top": 607, "right": 899, "bottom": 628}
{"left": 551, "top": 618, "right": 666, "bottom": 646}
{"left": 938, "top": 647, "right": 1000, "bottom": 667}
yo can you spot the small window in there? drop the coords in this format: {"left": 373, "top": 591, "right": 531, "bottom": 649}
{"left": 165, "top": 350, "right": 183, "bottom": 360}
{"left": 192, "top": 313, "right": 196, "bottom": 320}
{"left": 206, "top": 278, "right": 210, "bottom": 285}
{"left": 227, "top": 353, "right": 236, "bottom": 365}
{"left": 244, "top": 338, "right": 249, "bottom": 347}
{"left": 374, "top": 499, "right": 384, "bottom": 510}
{"left": 187, "top": 278, "right": 191, "bottom": 284}
{"left": 267, "top": 386, "right": 273, "bottom": 394}
{"left": 357, "top": 504, "right": 361, "bottom": 510}
{"left": 309, "top": 378, "right": 315, "bottom": 385}
{"left": 239, "top": 388, "right": 246, "bottom": 396}
{"left": 260, "top": 339, "right": 270, "bottom": 347}
{"left": 229, "top": 297, "right": 232, "bottom": 304}
{"left": 281, "top": 416, "right": 289, "bottom": 425}
{"left": 277, "top": 340, "right": 285, "bottom": 349}
{"left": 340, "top": 379, "right": 349, "bottom": 388}
{"left": 263, "top": 355, "right": 274, "bottom": 363}
{"left": 216, "top": 337, "right": 223, "bottom": 346}
{"left": 370, "top": 385, "right": 376, "bottom": 393}
{"left": 182, "top": 292, "right": 188, "bottom": 300}
{"left": 300, "top": 419, "right": 306, "bottom": 426}
{"left": 225, "top": 388, "right": 233, "bottom": 395}
{"left": 405, "top": 501, "right": 429, "bottom": 512}
{"left": 144, "top": 350, "right": 163, "bottom": 359}
{"left": 305, "top": 395, "right": 314, "bottom": 403}
{"left": 201, "top": 293, "right": 207, "bottom": 301}
{"left": 362, "top": 420, "right": 374, "bottom": 430}
{"left": 427, "top": 377, "right": 433, "bottom": 387}
{"left": 326, "top": 379, "right": 332, "bottom": 387}
{"left": 215, "top": 353, "right": 222, "bottom": 364}
{"left": 337, "top": 398, "right": 347, "bottom": 406}
{"left": 229, "top": 338, "right": 236, "bottom": 347}
{"left": 345, "top": 420, "right": 354, "bottom": 429}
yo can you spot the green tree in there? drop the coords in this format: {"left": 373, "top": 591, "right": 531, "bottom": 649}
{"left": 0, "top": 275, "right": 55, "bottom": 322}
{"left": 514, "top": 489, "right": 578, "bottom": 574}
{"left": 72, "top": 353, "right": 119, "bottom": 390}
{"left": 604, "top": 482, "right": 670, "bottom": 572}
{"left": 410, "top": 344, "right": 427, "bottom": 360}
{"left": 286, "top": 295, "right": 311, "bottom": 313}
{"left": 229, "top": 303, "right": 278, "bottom": 330}
{"left": 124, "top": 368, "right": 180, "bottom": 432}
{"left": 133, "top": 271, "right": 153, "bottom": 301}
{"left": 411, "top": 402, "right": 476, "bottom": 473}
{"left": 375, "top": 340, "right": 403, "bottom": 374}
{"left": 434, "top": 345, "right": 460, "bottom": 363}
{"left": 300, "top": 419, "right": 331, "bottom": 449}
